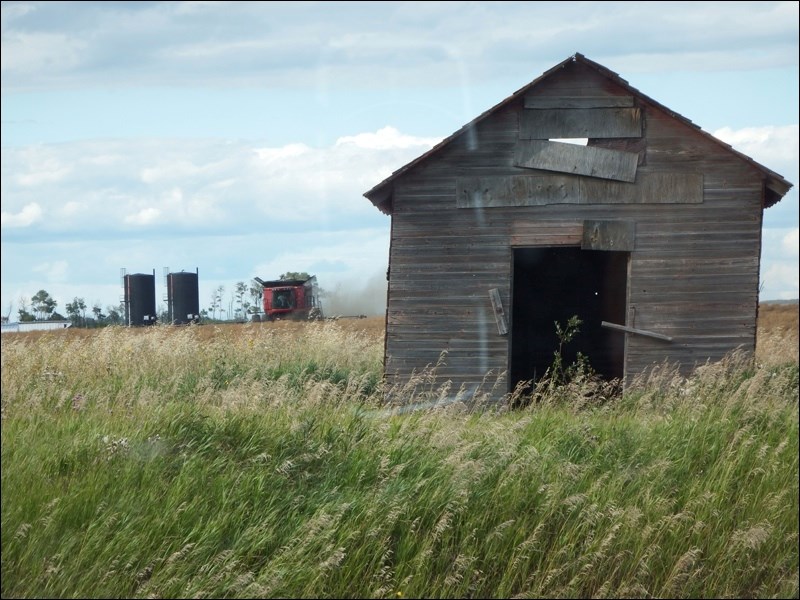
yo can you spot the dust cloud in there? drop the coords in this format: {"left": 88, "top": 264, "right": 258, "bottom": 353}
{"left": 321, "top": 271, "right": 387, "bottom": 317}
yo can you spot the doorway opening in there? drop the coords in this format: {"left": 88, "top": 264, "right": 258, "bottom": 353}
{"left": 510, "top": 246, "right": 628, "bottom": 391}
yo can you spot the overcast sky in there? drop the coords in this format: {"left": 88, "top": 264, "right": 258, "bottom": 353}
{"left": 2, "top": 1, "right": 798, "bottom": 320}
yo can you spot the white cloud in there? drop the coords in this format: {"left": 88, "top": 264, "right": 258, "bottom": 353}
{"left": 713, "top": 125, "right": 799, "bottom": 171}
{"left": 13, "top": 147, "right": 72, "bottom": 187}
{"left": 1, "top": 202, "right": 42, "bottom": 227}
{"left": 1, "top": 128, "right": 430, "bottom": 236}
{"left": 60, "top": 201, "right": 86, "bottom": 217}
{"left": 254, "top": 143, "right": 311, "bottom": 163}
{"left": 140, "top": 160, "right": 203, "bottom": 184}
{"left": 2, "top": 130, "right": 411, "bottom": 233}
{"left": 32, "top": 260, "right": 69, "bottom": 283}
{"left": 3, "top": 2, "right": 796, "bottom": 92}
{"left": 783, "top": 228, "right": 800, "bottom": 257}
{"left": 763, "top": 262, "right": 799, "bottom": 300}
{"left": 0, "top": 31, "right": 86, "bottom": 74}
{"left": 124, "top": 207, "right": 162, "bottom": 226}
{"left": 336, "top": 126, "right": 442, "bottom": 150}
{"left": 761, "top": 227, "right": 799, "bottom": 300}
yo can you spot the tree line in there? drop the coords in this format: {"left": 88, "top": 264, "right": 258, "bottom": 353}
{"left": 5, "top": 273, "right": 314, "bottom": 328}
{"left": 7, "top": 289, "right": 126, "bottom": 327}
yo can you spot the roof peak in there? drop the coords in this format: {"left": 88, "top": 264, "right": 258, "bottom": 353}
{"left": 363, "top": 53, "right": 792, "bottom": 213}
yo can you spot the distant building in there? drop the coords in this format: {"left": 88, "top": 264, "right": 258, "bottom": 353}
{"left": 1, "top": 321, "right": 72, "bottom": 334}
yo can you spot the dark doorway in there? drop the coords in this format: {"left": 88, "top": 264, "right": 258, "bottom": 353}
{"left": 510, "top": 247, "right": 628, "bottom": 391}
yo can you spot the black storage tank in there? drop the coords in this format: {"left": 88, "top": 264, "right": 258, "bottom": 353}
{"left": 167, "top": 271, "right": 200, "bottom": 324}
{"left": 124, "top": 273, "right": 157, "bottom": 326}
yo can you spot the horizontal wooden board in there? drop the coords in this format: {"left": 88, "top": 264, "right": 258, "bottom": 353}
{"left": 589, "top": 137, "right": 647, "bottom": 166}
{"left": 456, "top": 172, "right": 704, "bottom": 208}
{"left": 514, "top": 140, "right": 638, "bottom": 182}
{"left": 520, "top": 108, "right": 642, "bottom": 139}
{"left": 582, "top": 220, "right": 635, "bottom": 251}
{"left": 581, "top": 172, "right": 704, "bottom": 204}
{"left": 524, "top": 95, "right": 635, "bottom": 109}
{"left": 457, "top": 175, "right": 580, "bottom": 207}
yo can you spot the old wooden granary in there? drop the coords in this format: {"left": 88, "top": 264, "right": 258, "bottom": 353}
{"left": 363, "top": 53, "right": 792, "bottom": 401}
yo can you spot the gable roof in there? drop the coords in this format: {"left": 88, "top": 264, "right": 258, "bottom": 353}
{"left": 363, "top": 53, "right": 793, "bottom": 214}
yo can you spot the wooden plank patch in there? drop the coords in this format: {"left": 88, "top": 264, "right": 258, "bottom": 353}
{"left": 524, "top": 95, "right": 634, "bottom": 109}
{"left": 582, "top": 220, "right": 635, "bottom": 251}
{"left": 457, "top": 173, "right": 703, "bottom": 208}
{"left": 521, "top": 108, "right": 642, "bottom": 139}
{"left": 581, "top": 172, "right": 704, "bottom": 204}
{"left": 457, "top": 175, "right": 580, "bottom": 208}
{"left": 510, "top": 222, "right": 583, "bottom": 247}
{"left": 514, "top": 140, "right": 638, "bottom": 182}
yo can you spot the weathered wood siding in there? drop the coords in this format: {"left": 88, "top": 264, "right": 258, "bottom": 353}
{"left": 384, "top": 62, "right": 764, "bottom": 399}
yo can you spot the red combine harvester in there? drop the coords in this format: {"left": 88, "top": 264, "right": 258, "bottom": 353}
{"left": 253, "top": 276, "right": 323, "bottom": 321}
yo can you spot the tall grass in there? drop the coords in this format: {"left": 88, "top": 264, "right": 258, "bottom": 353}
{"left": 2, "top": 322, "right": 797, "bottom": 598}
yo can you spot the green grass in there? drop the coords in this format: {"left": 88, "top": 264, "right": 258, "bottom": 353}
{"left": 2, "top": 324, "right": 798, "bottom": 598}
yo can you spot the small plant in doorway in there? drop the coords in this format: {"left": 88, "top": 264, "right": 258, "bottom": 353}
{"left": 516, "top": 315, "right": 621, "bottom": 410}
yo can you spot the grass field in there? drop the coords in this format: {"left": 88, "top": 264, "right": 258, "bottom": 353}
{"left": 1, "top": 305, "right": 797, "bottom": 598}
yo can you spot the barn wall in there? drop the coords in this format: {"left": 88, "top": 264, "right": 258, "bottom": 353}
{"left": 384, "top": 62, "right": 764, "bottom": 399}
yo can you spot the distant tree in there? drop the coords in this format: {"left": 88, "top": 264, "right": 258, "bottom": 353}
{"left": 106, "top": 304, "right": 123, "bottom": 325}
{"left": 51, "top": 311, "right": 66, "bottom": 321}
{"left": 234, "top": 281, "right": 248, "bottom": 320}
{"left": 209, "top": 285, "right": 225, "bottom": 320}
{"left": 31, "top": 290, "right": 57, "bottom": 321}
{"left": 17, "top": 296, "right": 34, "bottom": 322}
{"left": 18, "top": 308, "right": 35, "bottom": 322}
{"left": 79, "top": 298, "right": 87, "bottom": 324}
{"left": 249, "top": 282, "right": 263, "bottom": 314}
{"left": 65, "top": 300, "right": 78, "bottom": 324}
{"left": 279, "top": 272, "right": 312, "bottom": 281}
{"left": 92, "top": 303, "right": 104, "bottom": 325}
{"left": 66, "top": 297, "right": 84, "bottom": 326}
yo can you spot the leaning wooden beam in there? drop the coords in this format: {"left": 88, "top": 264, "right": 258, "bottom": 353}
{"left": 601, "top": 321, "right": 673, "bottom": 342}
{"left": 488, "top": 288, "right": 508, "bottom": 336}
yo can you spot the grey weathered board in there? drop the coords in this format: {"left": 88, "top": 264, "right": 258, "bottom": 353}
{"left": 457, "top": 172, "right": 703, "bottom": 207}
{"left": 582, "top": 220, "right": 635, "bottom": 251}
{"left": 601, "top": 321, "right": 673, "bottom": 342}
{"left": 524, "top": 95, "right": 635, "bottom": 109}
{"left": 488, "top": 288, "right": 508, "bottom": 335}
{"left": 457, "top": 175, "right": 580, "bottom": 207}
{"left": 514, "top": 139, "right": 638, "bottom": 182}
{"left": 520, "top": 108, "right": 642, "bottom": 139}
